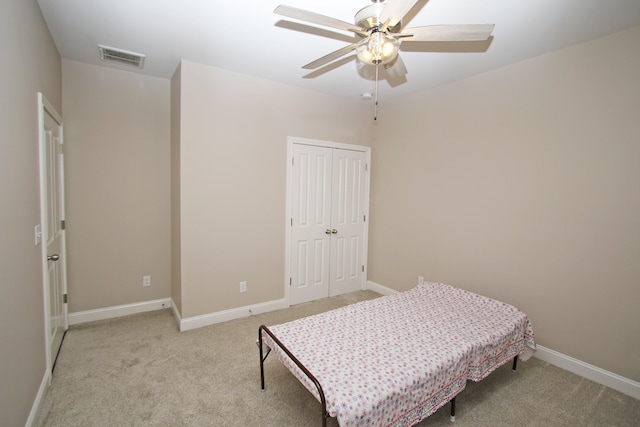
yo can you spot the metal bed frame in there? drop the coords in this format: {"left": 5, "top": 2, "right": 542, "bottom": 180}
{"left": 259, "top": 324, "right": 520, "bottom": 426}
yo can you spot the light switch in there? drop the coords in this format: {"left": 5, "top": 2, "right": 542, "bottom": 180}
{"left": 35, "top": 225, "right": 42, "bottom": 245}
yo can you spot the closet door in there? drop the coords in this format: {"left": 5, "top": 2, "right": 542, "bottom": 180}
{"left": 289, "top": 143, "right": 368, "bottom": 305}
{"left": 329, "top": 149, "right": 366, "bottom": 296}
{"left": 290, "top": 144, "right": 332, "bottom": 305}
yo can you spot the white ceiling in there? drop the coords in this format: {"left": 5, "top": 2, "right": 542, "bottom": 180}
{"left": 38, "top": 0, "right": 640, "bottom": 101}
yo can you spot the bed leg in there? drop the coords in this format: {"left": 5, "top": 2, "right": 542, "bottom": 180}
{"left": 259, "top": 327, "right": 265, "bottom": 390}
{"left": 450, "top": 397, "right": 456, "bottom": 422}
{"left": 512, "top": 355, "right": 518, "bottom": 372}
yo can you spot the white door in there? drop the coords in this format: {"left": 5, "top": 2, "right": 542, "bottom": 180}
{"left": 38, "top": 93, "right": 68, "bottom": 375}
{"left": 290, "top": 145, "right": 332, "bottom": 305}
{"left": 329, "top": 149, "right": 367, "bottom": 297}
{"left": 289, "top": 141, "right": 369, "bottom": 305}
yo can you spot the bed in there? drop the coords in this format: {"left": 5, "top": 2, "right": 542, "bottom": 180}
{"left": 258, "top": 282, "right": 536, "bottom": 427}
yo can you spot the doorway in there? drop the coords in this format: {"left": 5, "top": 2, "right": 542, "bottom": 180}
{"left": 286, "top": 137, "right": 370, "bottom": 305}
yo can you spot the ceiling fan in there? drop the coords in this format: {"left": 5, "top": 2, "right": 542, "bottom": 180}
{"left": 274, "top": 0, "right": 495, "bottom": 118}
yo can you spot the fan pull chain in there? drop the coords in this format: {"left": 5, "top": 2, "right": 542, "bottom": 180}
{"left": 374, "top": 64, "right": 379, "bottom": 121}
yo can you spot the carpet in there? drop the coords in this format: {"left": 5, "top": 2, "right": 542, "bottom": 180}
{"left": 37, "top": 291, "right": 639, "bottom": 426}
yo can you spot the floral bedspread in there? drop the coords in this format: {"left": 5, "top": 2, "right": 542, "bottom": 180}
{"left": 261, "top": 282, "right": 536, "bottom": 427}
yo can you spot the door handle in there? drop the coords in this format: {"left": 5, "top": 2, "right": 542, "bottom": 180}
{"left": 325, "top": 229, "right": 331, "bottom": 235}
{"left": 331, "top": 229, "right": 337, "bottom": 234}
{"left": 47, "top": 254, "right": 60, "bottom": 262}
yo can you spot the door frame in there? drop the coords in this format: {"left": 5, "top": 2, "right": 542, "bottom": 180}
{"left": 38, "top": 92, "right": 69, "bottom": 379}
{"left": 284, "top": 136, "right": 371, "bottom": 306}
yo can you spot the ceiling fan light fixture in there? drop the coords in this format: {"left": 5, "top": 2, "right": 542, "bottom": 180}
{"left": 356, "top": 32, "right": 399, "bottom": 65}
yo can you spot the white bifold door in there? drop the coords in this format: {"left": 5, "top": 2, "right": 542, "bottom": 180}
{"left": 290, "top": 143, "right": 368, "bottom": 305}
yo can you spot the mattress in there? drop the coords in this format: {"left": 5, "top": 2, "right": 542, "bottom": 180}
{"left": 260, "top": 282, "right": 536, "bottom": 427}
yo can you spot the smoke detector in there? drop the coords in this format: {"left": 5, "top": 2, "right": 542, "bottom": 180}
{"left": 98, "top": 45, "right": 145, "bottom": 69}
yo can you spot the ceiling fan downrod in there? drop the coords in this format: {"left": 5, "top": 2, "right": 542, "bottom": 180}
{"left": 374, "top": 64, "right": 379, "bottom": 121}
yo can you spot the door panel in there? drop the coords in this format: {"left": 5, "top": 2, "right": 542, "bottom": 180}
{"left": 329, "top": 149, "right": 366, "bottom": 296}
{"left": 290, "top": 145, "right": 332, "bottom": 305}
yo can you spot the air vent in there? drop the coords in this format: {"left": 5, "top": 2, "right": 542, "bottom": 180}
{"left": 98, "top": 45, "right": 145, "bottom": 69}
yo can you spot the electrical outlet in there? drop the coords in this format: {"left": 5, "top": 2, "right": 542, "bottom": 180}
{"left": 240, "top": 281, "right": 247, "bottom": 293}
{"left": 418, "top": 276, "right": 424, "bottom": 285}
{"left": 143, "top": 275, "right": 151, "bottom": 287}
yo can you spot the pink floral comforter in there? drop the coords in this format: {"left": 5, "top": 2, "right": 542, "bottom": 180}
{"left": 261, "top": 282, "right": 536, "bottom": 427}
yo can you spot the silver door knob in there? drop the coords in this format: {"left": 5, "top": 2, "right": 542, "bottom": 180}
{"left": 47, "top": 254, "right": 60, "bottom": 261}
{"left": 325, "top": 229, "right": 331, "bottom": 235}
{"left": 331, "top": 229, "right": 337, "bottom": 234}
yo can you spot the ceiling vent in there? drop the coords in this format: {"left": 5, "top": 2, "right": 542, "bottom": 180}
{"left": 98, "top": 45, "right": 145, "bottom": 69}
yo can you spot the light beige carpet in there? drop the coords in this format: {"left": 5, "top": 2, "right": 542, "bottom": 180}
{"left": 37, "top": 291, "right": 639, "bottom": 426}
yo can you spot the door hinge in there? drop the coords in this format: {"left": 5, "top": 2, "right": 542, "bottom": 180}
{"left": 292, "top": 157, "right": 294, "bottom": 166}
{"left": 362, "top": 265, "right": 365, "bottom": 272}
{"left": 289, "top": 277, "right": 292, "bottom": 286}
{"left": 291, "top": 218, "right": 293, "bottom": 226}
{"left": 63, "top": 294, "right": 68, "bottom": 304}
{"left": 363, "top": 214, "right": 366, "bottom": 222}
{"left": 365, "top": 163, "right": 368, "bottom": 171}
{"left": 61, "top": 220, "right": 66, "bottom": 230}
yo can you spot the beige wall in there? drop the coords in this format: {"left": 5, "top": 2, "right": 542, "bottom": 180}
{"left": 62, "top": 60, "right": 171, "bottom": 312}
{"left": 173, "top": 60, "right": 371, "bottom": 318}
{"left": 0, "top": 1, "right": 61, "bottom": 425}
{"left": 369, "top": 26, "right": 640, "bottom": 381}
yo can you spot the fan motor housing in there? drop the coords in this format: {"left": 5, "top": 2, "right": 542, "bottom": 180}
{"left": 355, "top": 4, "right": 401, "bottom": 33}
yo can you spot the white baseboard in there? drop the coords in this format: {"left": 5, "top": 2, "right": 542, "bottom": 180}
{"left": 68, "top": 298, "right": 172, "bottom": 325}
{"left": 178, "top": 298, "right": 289, "bottom": 332}
{"left": 366, "top": 280, "right": 398, "bottom": 296}
{"left": 367, "top": 280, "right": 640, "bottom": 400}
{"left": 25, "top": 369, "right": 50, "bottom": 427}
{"left": 534, "top": 345, "right": 640, "bottom": 399}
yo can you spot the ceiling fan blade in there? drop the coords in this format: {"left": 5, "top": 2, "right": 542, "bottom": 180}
{"left": 384, "top": 54, "right": 408, "bottom": 79}
{"left": 275, "top": 5, "right": 365, "bottom": 34}
{"left": 379, "top": 0, "right": 420, "bottom": 27}
{"left": 302, "top": 43, "right": 359, "bottom": 70}
{"left": 399, "top": 24, "right": 495, "bottom": 42}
